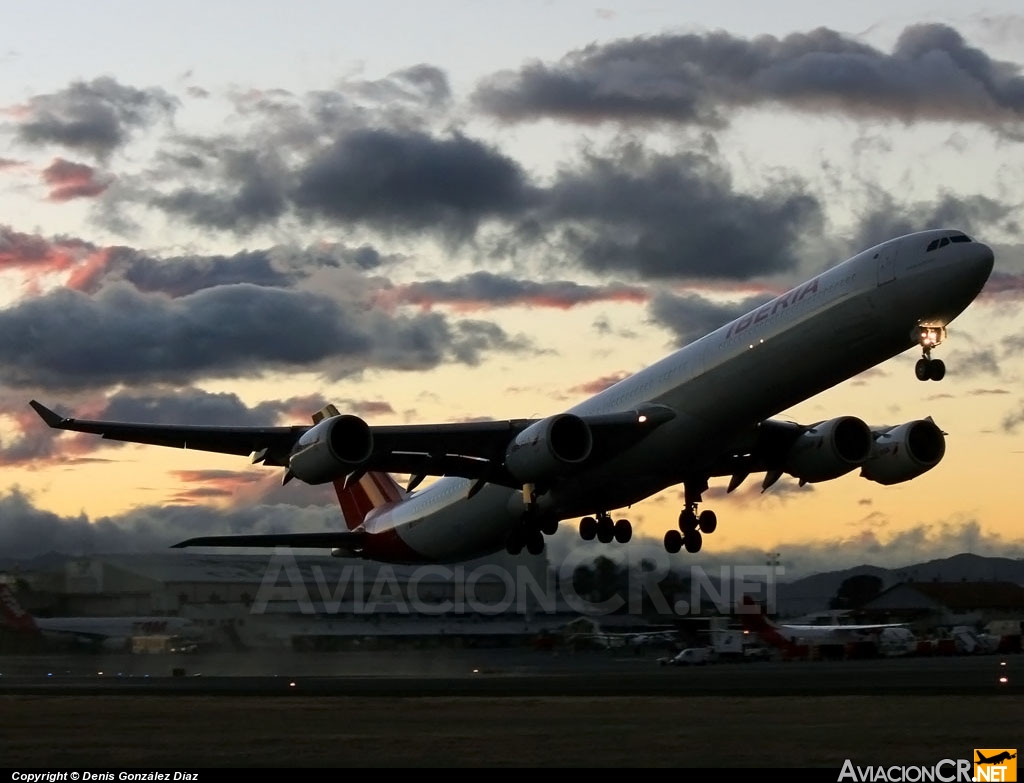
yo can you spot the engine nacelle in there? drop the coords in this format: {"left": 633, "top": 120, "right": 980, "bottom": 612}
{"left": 505, "top": 413, "right": 593, "bottom": 484}
{"left": 287, "top": 414, "right": 374, "bottom": 485}
{"left": 860, "top": 419, "right": 945, "bottom": 485}
{"left": 101, "top": 637, "right": 129, "bottom": 652}
{"left": 783, "top": 416, "right": 873, "bottom": 483}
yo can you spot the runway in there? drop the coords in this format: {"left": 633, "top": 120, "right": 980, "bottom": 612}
{"left": 2, "top": 651, "right": 1020, "bottom": 766}
{"left": 0, "top": 649, "right": 1017, "bottom": 696}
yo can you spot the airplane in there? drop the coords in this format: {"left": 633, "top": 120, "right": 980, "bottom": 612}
{"left": 562, "top": 617, "right": 677, "bottom": 649}
{"left": 977, "top": 752, "right": 1016, "bottom": 765}
{"left": 28, "top": 228, "right": 994, "bottom": 564}
{"left": 0, "top": 584, "right": 203, "bottom": 652}
{"left": 737, "top": 596, "right": 912, "bottom": 652}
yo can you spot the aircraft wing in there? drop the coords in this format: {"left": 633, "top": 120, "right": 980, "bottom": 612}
{"left": 170, "top": 530, "right": 368, "bottom": 550}
{"left": 29, "top": 400, "right": 676, "bottom": 489}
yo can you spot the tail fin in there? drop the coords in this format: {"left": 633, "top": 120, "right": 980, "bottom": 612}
{"left": 308, "top": 403, "right": 407, "bottom": 531}
{"left": 333, "top": 471, "right": 407, "bottom": 530}
{"left": 0, "top": 584, "right": 39, "bottom": 634}
{"left": 737, "top": 596, "right": 796, "bottom": 653}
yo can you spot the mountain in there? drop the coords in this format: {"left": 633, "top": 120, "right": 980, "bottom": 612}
{"left": 773, "top": 553, "right": 1024, "bottom": 617}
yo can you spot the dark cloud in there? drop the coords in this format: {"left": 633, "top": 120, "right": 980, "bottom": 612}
{"left": 292, "top": 128, "right": 535, "bottom": 239}
{"left": 152, "top": 148, "right": 290, "bottom": 231}
{"left": 0, "top": 282, "right": 528, "bottom": 390}
{"left": 946, "top": 347, "right": 1001, "bottom": 378}
{"left": 384, "top": 272, "right": 648, "bottom": 311}
{"left": 474, "top": 24, "right": 1024, "bottom": 133}
{"left": 0, "top": 487, "right": 340, "bottom": 560}
{"left": 41, "top": 158, "right": 111, "bottom": 201}
{"left": 536, "top": 145, "right": 822, "bottom": 280}
{"left": 13, "top": 76, "right": 178, "bottom": 160}
{"left": 0, "top": 225, "right": 105, "bottom": 284}
{"left": 849, "top": 193, "right": 1016, "bottom": 252}
{"left": 76, "top": 246, "right": 296, "bottom": 296}
{"left": 648, "top": 291, "right": 772, "bottom": 346}
{"left": 1001, "top": 402, "right": 1024, "bottom": 433}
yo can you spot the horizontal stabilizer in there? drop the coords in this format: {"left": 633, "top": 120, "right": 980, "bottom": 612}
{"left": 172, "top": 531, "right": 367, "bottom": 549}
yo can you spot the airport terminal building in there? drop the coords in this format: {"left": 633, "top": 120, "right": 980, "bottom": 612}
{"left": 3, "top": 549, "right": 632, "bottom": 651}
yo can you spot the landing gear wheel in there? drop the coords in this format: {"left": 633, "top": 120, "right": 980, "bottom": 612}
{"left": 698, "top": 510, "right": 717, "bottom": 534}
{"left": 526, "top": 530, "right": 545, "bottom": 555}
{"left": 613, "top": 519, "right": 632, "bottom": 544}
{"left": 929, "top": 359, "right": 946, "bottom": 381}
{"left": 684, "top": 529, "right": 703, "bottom": 554}
{"left": 541, "top": 518, "right": 558, "bottom": 536}
{"left": 664, "top": 529, "right": 682, "bottom": 554}
{"left": 915, "top": 359, "right": 930, "bottom": 381}
{"left": 579, "top": 517, "right": 597, "bottom": 541}
{"left": 678, "top": 509, "right": 698, "bottom": 532}
{"left": 597, "top": 516, "right": 614, "bottom": 544}
{"left": 505, "top": 530, "right": 523, "bottom": 556}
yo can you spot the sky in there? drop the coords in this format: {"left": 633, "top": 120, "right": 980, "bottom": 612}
{"left": 0, "top": 1, "right": 1023, "bottom": 579}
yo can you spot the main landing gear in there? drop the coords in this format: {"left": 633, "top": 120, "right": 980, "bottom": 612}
{"left": 663, "top": 478, "right": 717, "bottom": 554}
{"left": 914, "top": 326, "right": 946, "bottom": 382}
{"left": 505, "top": 484, "right": 559, "bottom": 556}
{"left": 578, "top": 512, "right": 632, "bottom": 544}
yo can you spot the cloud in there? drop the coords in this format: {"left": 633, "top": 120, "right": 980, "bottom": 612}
{"left": 41, "top": 158, "right": 111, "bottom": 201}
{"left": 648, "top": 290, "right": 772, "bottom": 346}
{"left": 543, "top": 515, "right": 1023, "bottom": 581}
{"left": 381, "top": 272, "right": 649, "bottom": 312}
{"left": 0, "top": 283, "right": 529, "bottom": 390}
{"left": 11, "top": 76, "right": 178, "bottom": 160}
{"left": 291, "top": 128, "right": 536, "bottom": 240}
{"left": 473, "top": 23, "right": 1024, "bottom": 133}
{"left": 0, "top": 487, "right": 341, "bottom": 560}
{"left": 570, "top": 372, "right": 631, "bottom": 395}
{"left": 534, "top": 143, "right": 822, "bottom": 280}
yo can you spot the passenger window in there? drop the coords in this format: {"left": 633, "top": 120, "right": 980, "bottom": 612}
{"left": 939, "top": 237, "right": 949, "bottom": 248}
{"left": 926, "top": 240, "right": 939, "bottom": 252}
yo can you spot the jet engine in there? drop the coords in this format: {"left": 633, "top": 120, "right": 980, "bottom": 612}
{"left": 505, "top": 413, "right": 593, "bottom": 483}
{"left": 860, "top": 419, "right": 945, "bottom": 485}
{"left": 101, "top": 637, "right": 130, "bottom": 652}
{"left": 287, "top": 414, "right": 374, "bottom": 484}
{"left": 783, "top": 416, "right": 873, "bottom": 483}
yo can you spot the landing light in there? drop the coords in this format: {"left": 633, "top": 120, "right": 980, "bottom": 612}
{"left": 999, "top": 676, "right": 1008, "bottom": 684}
{"left": 638, "top": 415, "right": 648, "bottom": 423}
{"left": 289, "top": 681, "right": 296, "bottom": 687}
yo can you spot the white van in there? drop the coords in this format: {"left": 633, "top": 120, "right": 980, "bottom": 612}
{"left": 659, "top": 647, "right": 716, "bottom": 666}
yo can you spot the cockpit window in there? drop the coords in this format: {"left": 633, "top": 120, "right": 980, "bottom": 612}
{"left": 926, "top": 233, "right": 972, "bottom": 252}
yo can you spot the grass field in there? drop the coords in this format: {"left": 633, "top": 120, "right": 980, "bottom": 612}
{"left": 2, "top": 694, "right": 1019, "bottom": 767}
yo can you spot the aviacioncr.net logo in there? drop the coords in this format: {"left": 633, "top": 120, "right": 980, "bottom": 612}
{"left": 974, "top": 749, "right": 1017, "bottom": 782}
{"left": 838, "top": 759, "right": 973, "bottom": 782}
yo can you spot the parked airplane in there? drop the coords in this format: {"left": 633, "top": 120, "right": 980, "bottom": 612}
{"left": 0, "top": 584, "right": 203, "bottom": 651}
{"left": 738, "top": 597, "right": 912, "bottom": 653}
{"left": 30, "top": 229, "right": 994, "bottom": 564}
{"left": 563, "top": 618, "right": 677, "bottom": 649}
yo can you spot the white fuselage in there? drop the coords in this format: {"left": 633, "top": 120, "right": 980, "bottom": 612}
{"left": 35, "top": 615, "right": 200, "bottom": 641}
{"left": 358, "top": 230, "right": 994, "bottom": 563}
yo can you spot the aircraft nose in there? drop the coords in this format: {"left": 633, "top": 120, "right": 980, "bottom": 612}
{"left": 973, "top": 241, "right": 995, "bottom": 283}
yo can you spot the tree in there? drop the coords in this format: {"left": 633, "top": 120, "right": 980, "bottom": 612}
{"left": 829, "top": 574, "right": 883, "bottom": 610}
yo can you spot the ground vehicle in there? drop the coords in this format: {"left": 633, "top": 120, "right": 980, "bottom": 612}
{"left": 659, "top": 647, "right": 716, "bottom": 666}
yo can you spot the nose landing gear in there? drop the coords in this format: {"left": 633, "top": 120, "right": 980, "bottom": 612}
{"left": 914, "top": 326, "right": 946, "bottom": 381}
